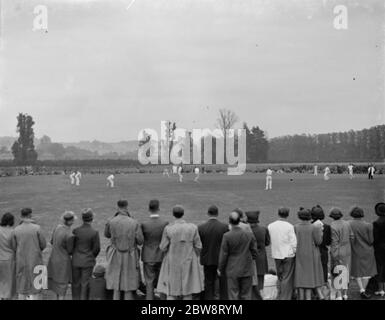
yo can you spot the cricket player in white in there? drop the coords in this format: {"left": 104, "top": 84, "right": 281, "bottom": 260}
{"left": 75, "top": 171, "right": 82, "bottom": 186}
{"left": 324, "top": 167, "right": 330, "bottom": 181}
{"left": 69, "top": 172, "right": 76, "bottom": 185}
{"left": 348, "top": 164, "right": 354, "bottom": 179}
{"left": 107, "top": 174, "right": 115, "bottom": 188}
{"left": 314, "top": 165, "right": 318, "bottom": 176}
{"left": 368, "top": 165, "right": 375, "bottom": 180}
{"left": 194, "top": 167, "right": 200, "bottom": 183}
{"left": 265, "top": 168, "right": 273, "bottom": 190}
{"left": 178, "top": 166, "right": 183, "bottom": 183}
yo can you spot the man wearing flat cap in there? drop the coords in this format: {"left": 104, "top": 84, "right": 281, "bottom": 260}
{"left": 71, "top": 208, "right": 100, "bottom": 300}
{"left": 373, "top": 202, "right": 385, "bottom": 297}
{"left": 47, "top": 211, "right": 76, "bottom": 300}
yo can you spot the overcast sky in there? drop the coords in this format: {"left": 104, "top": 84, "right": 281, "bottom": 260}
{"left": 0, "top": 0, "right": 384, "bottom": 142}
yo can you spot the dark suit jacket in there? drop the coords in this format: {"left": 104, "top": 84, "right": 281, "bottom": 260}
{"left": 141, "top": 216, "right": 168, "bottom": 263}
{"left": 249, "top": 223, "right": 270, "bottom": 275}
{"left": 218, "top": 226, "right": 257, "bottom": 278}
{"left": 373, "top": 217, "right": 385, "bottom": 269}
{"left": 72, "top": 223, "right": 100, "bottom": 268}
{"left": 198, "top": 218, "right": 229, "bottom": 266}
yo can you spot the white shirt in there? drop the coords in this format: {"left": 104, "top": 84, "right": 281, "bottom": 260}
{"left": 268, "top": 219, "right": 297, "bottom": 259}
{"left": 107, "top": 174, "right": 114, "bottom": 180}
{"left": 75, "top": 172, "right": 82, "bottom": 178}
{"left": 194, "top": 168, "right": 199, "bottom": 174}
{"left": 266, "top": 169, "right": 272, "bottom": 176}
{"left": 324, "top": 167, "right": 330, "bottom": 174}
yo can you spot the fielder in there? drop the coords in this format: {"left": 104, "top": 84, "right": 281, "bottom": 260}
{"left": 178, "top": 166, "right": 183, "bottom": 183}
{"left": 324, "top": 166, "right": 330, "bottom": 181}
{"left": 194, "top": 167, "right": 200, "bottom": 183}
{"left": 368, "top": 165, "right": 375, "bottom": 180}
{"left": 348, "top": 164, "right": 354, "bottom": 179}
{"left": 107, "top": 174, "right": 115, "bottom": 188}
{"left": 69, "top": 172, "right": 76, "bottom": 185}
{"left": 75, "top": 171, "right": 82, "bottom": 186}
{"left": 265, "top": 168, "right": 272, "bottom": 190}
{"left": 314, "top": 165, "right": 318, "bottom": 176}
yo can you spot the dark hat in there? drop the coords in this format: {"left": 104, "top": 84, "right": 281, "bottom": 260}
{"left": 375, "top": 202, "right": 385, "bottom": 217}
{"left": 82, "top": 208, "right": 94, "bottom": 222}
{"left": 246, "top": 211, "right": 260, "bottom": 223}
{"left": 297, "top": 207, "right": 311, "bottom": 221}
{"left": 350, "top": 206, "right": 364, "bottom": 218}
{"left": 61, "top": 211, "right": 76, "bottom": 222}
{"left": 93, "top": 264, "right": 106, "bottom": 276}
{"left": 208, "top": 205, "right": 218, "bottom": 216}
{"left": 311, "top": 205, "right": 325, "bottom": 221}
{"left": 329, "top": 208, "right": 343, "bottom": 220}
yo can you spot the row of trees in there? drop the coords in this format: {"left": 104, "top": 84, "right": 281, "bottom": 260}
{"left": 268, "top": 125, "right": 385, "bottom": 163}
{"left": 8, "top": 112, "right": 385, "bottom": 165}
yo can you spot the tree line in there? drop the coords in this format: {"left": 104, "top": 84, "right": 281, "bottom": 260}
{"left": 7, "top": 112, "right": 385, "bottom": 165}
{"left": 268, "top": 125, "right": 385, "bottom": 163}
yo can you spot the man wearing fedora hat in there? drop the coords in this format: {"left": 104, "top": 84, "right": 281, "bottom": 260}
{"left": 71, "top": 208, "right": 100, "bottom": 300}
{"left": 246, "top": 210, "right": 270, "bottom": 299}
{"left": 373, "top": 202, "right": 385, "bottom": 297}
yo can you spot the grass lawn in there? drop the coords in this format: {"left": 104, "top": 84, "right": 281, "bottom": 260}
{"left": 1, "top": 172, "right": 384, "bottom": 299}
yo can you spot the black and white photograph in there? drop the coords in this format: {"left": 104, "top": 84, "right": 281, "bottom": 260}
{"left": 0, "top": 0, "right": 385, "bottom": 308}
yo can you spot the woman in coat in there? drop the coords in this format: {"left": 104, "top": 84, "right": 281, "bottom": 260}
{"left": 246, "top": 210, "right": 270, "bottom": 299}
{"left": 0, "top": 213, "right": 16, "bottom": 300}
{"left": 311, "top": 205, "right": 331, "bottom": 299}
{"left": 330, "top": 208, "right": 354, "bottom": 300}
{"left": 294, "top": 208, "right": 324, "bottom": 300}
{"left": 349, "top": 206, "right": 377, "bottom": 299}
{"left": 311, "top": 205, "right": 331, "bottom": 284}
{"left": 47, "top": 211, "right": 76, "bottom": 299}
{"left": 373, "top": 202, "right": 385, "bottom": 297}
{"left": 157, "top": 205, "right": 204, "bottom": 300}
